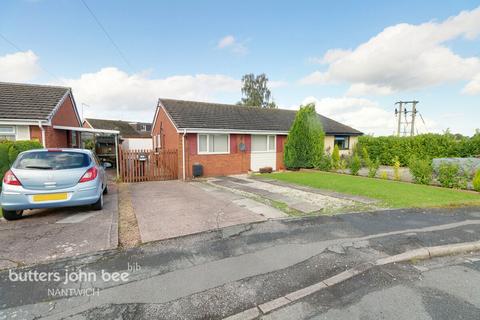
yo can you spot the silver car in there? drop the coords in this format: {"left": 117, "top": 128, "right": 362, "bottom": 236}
{"left": 1, "top": 148, "right": 108, "bottom": 221}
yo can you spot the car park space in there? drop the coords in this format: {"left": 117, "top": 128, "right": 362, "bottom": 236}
{"left": 128, "top": 180, "right": 278, "bottom": 243}
{"left": 0, "top": 183, "right": 118, "bottom": 269}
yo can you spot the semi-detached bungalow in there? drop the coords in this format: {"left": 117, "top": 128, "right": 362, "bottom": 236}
{"left": 0, "top": 82, "right": 82, "bottom": 147}
{"left": 152, "top": 99, "right": 363, "bottom": 180}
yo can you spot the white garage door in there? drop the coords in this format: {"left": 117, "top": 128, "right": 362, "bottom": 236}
{"left": 250, "top": 135, "right": 276, "bottom": 171}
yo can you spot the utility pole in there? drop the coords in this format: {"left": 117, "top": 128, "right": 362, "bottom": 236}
{"left": 410, "top": 101, "right": 418, "bottom": 136}
{"left": 395, "top": 100, "right": 419, "bottom": 136}
{"left": 396, "top": 102, "right": 403, "bottom": 137}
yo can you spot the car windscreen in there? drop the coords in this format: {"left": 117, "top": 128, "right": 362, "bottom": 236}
{"left": 14, "top": 152, "right": 91, "bottom": 170}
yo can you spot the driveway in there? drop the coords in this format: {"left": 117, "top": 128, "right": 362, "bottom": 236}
{"left": 129, "top": 180, "right": 286, "bottom": 242}
{"left": 0, "top": 183, "right": 118, "bottom": 269}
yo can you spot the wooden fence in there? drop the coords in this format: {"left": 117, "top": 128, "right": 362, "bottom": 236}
{"left": 118, "top": 148, "right": 178, "bottom": 182}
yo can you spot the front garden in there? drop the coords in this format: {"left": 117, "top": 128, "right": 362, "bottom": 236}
{"left": 277, "top": 103, "right": 480, "bottom": 209}
{"left": 265, "top": 171, "right": 480, "bottom": 208}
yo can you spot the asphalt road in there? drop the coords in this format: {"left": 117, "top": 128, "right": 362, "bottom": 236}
{"left": 1, "top": 207, "right": 480, "bottom": 319}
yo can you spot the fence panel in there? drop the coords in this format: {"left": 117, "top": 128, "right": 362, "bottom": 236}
{"left": 119, "top": 148, "right": 178, "bottom": 182}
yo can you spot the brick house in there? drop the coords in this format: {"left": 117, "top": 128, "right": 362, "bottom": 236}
{"left": 152, "top": 99, "right": 362, "bottom": 180}
{"left": 0, "top": 82, "right": 82, "bottom": 147}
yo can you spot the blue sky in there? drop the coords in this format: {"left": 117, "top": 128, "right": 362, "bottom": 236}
{"left": 1, "top": 0, "right": 479, "bottom": 135}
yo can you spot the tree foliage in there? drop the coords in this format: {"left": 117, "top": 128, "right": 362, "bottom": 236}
{"left": 284, "top": 104, "right": 325, "bottom": 169}
{"left": 238, "top": 73, "right": 277, "bottom": 108}
{"left": 0, "top": 140, "right": 43, "bottom": 185}
{"left": 357, "top": 133, "right": 480, "bottom": 166}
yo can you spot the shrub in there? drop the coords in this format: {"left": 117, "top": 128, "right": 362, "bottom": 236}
{"left": 317, "top": 153, "right": 332, "bottom": 171}
{"left": 356, "top": 133, "right": 476, "bottom": 166}
{"left": 332, "top": 144, "right": 340, "bottom": 169}
{"left": 393, "top": 156, "right": 401, "bottom": 181}
{"left": 473, "top": 170, "right": 480, "bottom": 192}
{"left": 349, "top": 154, "right": 362, "bottom": 176}
{"left": 367, "top": 158, "right": 380, "bottom": 178}
{"left": 437, "top": 163, "right": 467, "bottom": 189}
{"left": 408, "top": 157, "right": 433, "bottom": 185}
{"left": 380, "top": 171, "right": 388, "bottom": 179}
{"left": 8, "top": 140, "right": 43, "bottom": 164}
{"left": 284, "top": 104, "right": 325, "bottom": 169}
{"left": 361, "top": 147, "right": 371, "bottom": 166}
{"left": 0, "top": 140, "right": 43, "bottom": 184}
{"left": 339, "top": 158, "right": 348, "bottom": 170}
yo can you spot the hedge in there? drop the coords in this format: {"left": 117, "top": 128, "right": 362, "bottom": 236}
{"left": 356, "top": 133, "right": 480, "bottom": 166}
{"left": 0, "top": 140, "right": 43, "bottom": 184}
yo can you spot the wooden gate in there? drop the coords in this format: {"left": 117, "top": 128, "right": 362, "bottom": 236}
{"left": 118, "top": 148, "right": 178, "bottom": 182}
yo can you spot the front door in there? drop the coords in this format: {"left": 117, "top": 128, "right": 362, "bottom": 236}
{"left": 250, "top": 135, "right": 276, "bottom": 171}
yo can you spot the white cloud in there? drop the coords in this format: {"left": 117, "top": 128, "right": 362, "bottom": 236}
{"left": 216, "top": 35, "right": 248, "bottom": 55}
{"left": 217, "top": 35, "right": 236, "bottom": 48}
{"left": 59, "top": 67, "right": 241, "bottom": 121}
{"left": 301, "top": 7, "right": 480, "bottom": 95}
{"left": 463, "top": 73, "right": 480, "bottom": 94}
{"left": 302, "top": 96, "right": 438, "bottom": 136}
{"left": 0, "top": 50, "right": 40, "bottom": 82}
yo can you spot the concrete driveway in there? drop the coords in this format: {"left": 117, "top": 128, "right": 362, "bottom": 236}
{"left": 0, "top": 184, "right": 118, "bottom": 269}
{"left": 129, "top": 180, "right": 285, "bottom": 242}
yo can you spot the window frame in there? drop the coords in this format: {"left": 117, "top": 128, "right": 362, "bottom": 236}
{"left": 0, "top": 126, "right": 16, "bottom": 141}
{"left": 251, "top": 134, "right": 276, "bottom": 153}
{"left": 197, "top": 133, "right": 230, "bottom": 155}
{"left": 334, "top": 135, "right": 350, "bottom": 150}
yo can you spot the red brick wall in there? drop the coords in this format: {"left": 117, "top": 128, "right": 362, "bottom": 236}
{"left": 152, "top": 107, "right": 179, "bottom": 150}
{"left": 184, "top": 133, "right": 251, "bottom": 178}
{"left": 51, "top": 94, "right": 81, "bottom": 127}
{"left": 28, "top": 93, "right": 81, "bottom": 148}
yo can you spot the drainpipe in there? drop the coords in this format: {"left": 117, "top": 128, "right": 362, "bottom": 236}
{"left": 182, "top": 129, "right": 187, "bottom": 181}
{"left": 38, "top": 121, "right": 46, "bottom": 147}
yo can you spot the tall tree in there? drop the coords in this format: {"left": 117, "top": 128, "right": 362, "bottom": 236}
{"left": 238, "top": 73, "right": 277, "bottom": 108}
{"left": 284, "top": 104, "right": 325, "bottom": 169}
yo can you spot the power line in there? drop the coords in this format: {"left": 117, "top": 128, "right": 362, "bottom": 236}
{"left": 0, "top": 32, "right": 63, "bottom": 83}
{"left": 80, "top": 0, "right": 132, "bottom": 70}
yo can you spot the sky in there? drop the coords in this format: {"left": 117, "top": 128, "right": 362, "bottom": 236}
{"left": 0, "top": 0, "right": 479, "bottom": 136}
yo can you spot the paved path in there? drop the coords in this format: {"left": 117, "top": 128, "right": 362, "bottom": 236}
{"left": 0, "top": 183, "right": 118, "bottom": 269}
{"left": 1, "top": 207, "right": 480, "bottom": 319}
{"left": 210, "top": 175, "right": 377, "bottom": 214}
{"left": 129, "top": 180, "right": 269, "bottom": 242}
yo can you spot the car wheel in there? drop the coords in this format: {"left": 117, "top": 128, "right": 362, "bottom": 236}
{"left": 2, "top": 209, "right": 24, "bottom": 221}
{"left": 103, "top": 184, "right": 108, "bottom": 195}
{"left": 91, "top": 193, "right": 103, "bottom": 211}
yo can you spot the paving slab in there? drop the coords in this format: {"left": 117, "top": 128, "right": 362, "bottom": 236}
{"left": 232, "top": 198, "right": 287, "bottom": 219}
{"left": 129, "top": 181, "right": 266, "bottom": 242}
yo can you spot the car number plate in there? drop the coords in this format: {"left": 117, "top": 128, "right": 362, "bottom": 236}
{"left": 33, "top": 193, "right": 68, "bottom": 202}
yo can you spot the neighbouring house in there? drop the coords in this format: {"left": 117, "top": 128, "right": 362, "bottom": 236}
{"left": 152, "top": 99, "right": 362, "bottom": 179}
{"left": 83, "top": 118, "right": 153, "bottom": 150}
{"left": 0, "top": 82, "right": 82, "bottom": 147}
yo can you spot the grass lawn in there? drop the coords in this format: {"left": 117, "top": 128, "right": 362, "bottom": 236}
{"left": 264, "top": 171, "right": 480, "bottom": 208}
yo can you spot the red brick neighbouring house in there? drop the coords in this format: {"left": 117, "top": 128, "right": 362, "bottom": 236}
{"left": 0, "top": 82, "right": 82, "bottom": 147}
{"left": 152, "top": 99, "right": 363, "bottom": 180}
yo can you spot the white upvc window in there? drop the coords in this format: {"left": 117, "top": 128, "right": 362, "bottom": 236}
{"left": 198, "top": 134, "right": 230, "bottom": 154}
{"left": 0, "top": 126, "right": 16, "bottom": 141}
{"left": 251, "top": 135, "right": 276, "bottom": 152}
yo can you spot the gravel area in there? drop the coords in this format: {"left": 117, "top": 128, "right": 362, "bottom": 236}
{"left": 229, "top": 175, "right": 358, "bottom": 211}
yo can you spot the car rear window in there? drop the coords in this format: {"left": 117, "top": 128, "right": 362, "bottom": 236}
{"left": 14, "top": 152, "right": 91, "bottom": 170}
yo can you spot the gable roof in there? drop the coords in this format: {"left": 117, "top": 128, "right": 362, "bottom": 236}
{"left": 0, "top": 82, "right": 72, "bottom": 122}
{"left": 158, "top": 98, "right": 362, "bottom": 135}
{"left": 85, "top": 118, "right": 151, "bottom": 138}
